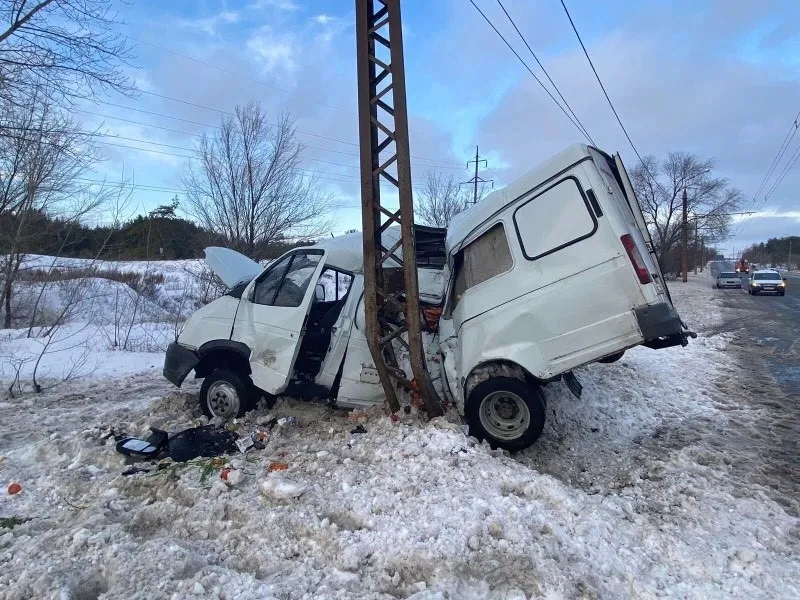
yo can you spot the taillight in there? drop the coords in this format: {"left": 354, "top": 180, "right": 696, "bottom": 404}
{"left": 621, "top": 234, "right": 652, "bottom": 284}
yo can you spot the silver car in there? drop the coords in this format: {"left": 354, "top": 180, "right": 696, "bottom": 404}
{"left": 716, "top": 271, "right": 742, "bottom": 289}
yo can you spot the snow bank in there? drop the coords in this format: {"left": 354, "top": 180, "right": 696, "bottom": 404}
{"left": 0, "top": 276, "right": 797, "bottom": 599}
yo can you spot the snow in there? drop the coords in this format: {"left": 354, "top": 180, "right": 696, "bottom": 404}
{"left": 0, "top": 270, "right": 798, "bottom": 599}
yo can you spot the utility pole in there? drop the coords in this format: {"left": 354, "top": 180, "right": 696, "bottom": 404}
{"left": 693, "top": 218, "right": 698, "bottom": 275}
{"left": 461, "top": 145, "right": 492, "bottom": 206}
{"left": 789, "top": 240, "right": 793, "bottom": 271}
{"left": 355, "top": 0, "right": 442, "bottom": 417}
{"left": 700, "top": 237, "right": 705, "bottom": 273}
{"left": 681, "top": 187, "right": 688, "bottom": 283}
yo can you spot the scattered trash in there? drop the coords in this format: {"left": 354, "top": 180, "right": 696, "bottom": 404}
{"left": 390, "top": 414, "right": 399, "bottom": 423}
{"left": 115, "top": 428, "right": 169, "bottom": 459}
{"left": 260, "top": 477, "right": 306, "bottom": 500}
{"left": 404, "top": 405, "right": 412, "bottom": 414}
{"left": 221, "top": 469, "right": 243, "bottom": 486}
{"left": 235, "top": 436, "right": 255, "bottom": 454}
{"left": 7, "top": 482, "right": 22, "bottom": 495}
{"left": 350, "top": 424, "right": 367, "bottom": 434}
{"left": 121, "top": 466, "right": 152, "bottom": 476}
{"left": 268, "top": 461, "right": 289, "bottom": 472}
{"left": 277, "top": 416, "right": 297, "bottom": 427}
{"left": 460, "top": 424, "right": 470, "bottom": 437}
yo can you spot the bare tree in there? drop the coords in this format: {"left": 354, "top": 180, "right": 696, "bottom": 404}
{"left": 181, "top": 103, "right": 332, "bottom": 260}
{"left": 0, "top": 0, "right": 135, "bottom": 108}
{"left": 630, "top": 152, "right": 742, "bottom": 271}
{"left": 415, "top": 171, "right": 472, "bottom": 228}
{"left": 0, "top": 90, "right": 105, "bottom": 327}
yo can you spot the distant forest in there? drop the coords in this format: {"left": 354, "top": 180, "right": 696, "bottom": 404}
{"left": 0, "top": 200, "right": 317, "bottom": 261}
{"left": 742, "top": 236, "right": 799, "bottom": 268}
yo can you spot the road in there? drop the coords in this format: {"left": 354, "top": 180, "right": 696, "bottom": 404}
{"left": 703, "top": 261, "right": 800, "bottom": 514}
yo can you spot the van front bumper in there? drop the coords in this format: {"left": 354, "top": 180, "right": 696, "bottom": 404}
{"left": 635, "top": 303, "right": 694, "bottom": 349}
{"left": 163, "top": 342, "right": 199, "bottom": 387}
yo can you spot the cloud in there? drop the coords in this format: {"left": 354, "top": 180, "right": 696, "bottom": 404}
{"left": 246, "top": 28, "right": 296, "bottom": 74}
{"left": 250, "top": 0, "right": 299, "bottom": 11}
{"left": 177, "top": 10, "right": 239, "bottom": 37}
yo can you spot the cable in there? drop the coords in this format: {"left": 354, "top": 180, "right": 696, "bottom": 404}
{"left": 467, "top": 0, "right": 594, "bottom": 144}
{"left": 494, "top": 0, "right": 594, "bottom": 144}
{"left": 559, "top": 0, "right": 664, "bottom": 189}
{"left": 87, "top": 98, "right": 465, "bottom": 167}
{"left": 753, "top": 110, "right": 800, "bottom": 201}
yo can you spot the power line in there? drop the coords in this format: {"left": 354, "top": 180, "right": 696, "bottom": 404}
{"left": 559, "top": 0, "right": 662, "bottom": 187}
{"left": 86, "top": 97, "right": 464, "bottom": 167}
{"left": 752, "top": 109, "right": 800, "bottom": 202}
{"left": 466, "top": 0, "right": 594, "bottom": 144}
{"left": 494, "top": 0, "right": 594, "bottom": 144}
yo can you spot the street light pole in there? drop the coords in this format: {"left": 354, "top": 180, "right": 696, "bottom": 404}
{"left": 693, "top": 218, "right": 698, "bottom": 275}
{"left": 682, "top": 187, "right": 688, "bottom": 283}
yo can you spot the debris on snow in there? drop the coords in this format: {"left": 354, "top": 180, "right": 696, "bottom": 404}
{"left": 259, "top": 476, "right": 306, "bottom": 500}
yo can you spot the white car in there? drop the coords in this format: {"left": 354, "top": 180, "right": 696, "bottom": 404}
{"left": 164, "top": 144, "right": 692, "bottom": 451}
{"left": 748, "top": 270, "right": 787, "bottom": 296}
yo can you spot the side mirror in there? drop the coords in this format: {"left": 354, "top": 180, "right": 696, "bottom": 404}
{"left": 315, "top": 283, "right": 326, "bottom": 301}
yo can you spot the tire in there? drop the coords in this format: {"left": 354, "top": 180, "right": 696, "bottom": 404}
{"left": 465, "top": 377, "right": 546, "bottom": 452}
{"left": 779, "top": 291, "right": 785, "bottom": 296}
{"left": 599, "top": 350, "right": 625, "bottom": 364}
{"left": 199, "top": 369, "right": 254, "bottom": 420}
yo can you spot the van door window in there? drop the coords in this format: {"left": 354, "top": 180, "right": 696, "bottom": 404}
{"left": 513, "top": 176, "right": 598, "bottom": 260}
{"left": 448, "top": 223, "right": 513, "bottom": 313}
{"left": 252, "top": 251, "right": 322, "bottom": 307}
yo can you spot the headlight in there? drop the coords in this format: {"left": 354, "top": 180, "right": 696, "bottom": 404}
{"left": 751, "top": 282, "right": 760, "bottom": 286}
{"left": 778, "top": 282, "right": 785, "bottom": 287}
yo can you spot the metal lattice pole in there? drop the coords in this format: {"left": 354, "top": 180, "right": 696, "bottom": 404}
{"left": 355, "top": 0, "right": 443, "bottom": 417}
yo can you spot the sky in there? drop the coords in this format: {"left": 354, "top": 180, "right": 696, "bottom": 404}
{"left": 78, "top": 0, "right": 800, "bottom": 257}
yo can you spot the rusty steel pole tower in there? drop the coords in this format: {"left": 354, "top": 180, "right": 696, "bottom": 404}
{"left": 355, "top": 0, "right": 443, "bottom": 417}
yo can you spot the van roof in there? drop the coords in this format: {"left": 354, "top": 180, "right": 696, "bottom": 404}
{"left": 446, "top": 143, "right": 594, "bottom": 253}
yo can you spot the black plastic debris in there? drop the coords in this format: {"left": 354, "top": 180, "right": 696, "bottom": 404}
{"left": 115, "top": 425, "right": 239, "bottom": 463}
{"left": 166, "top": 426, "right": 239, "bottom": 462}
{"left": 350, "top": 424, "right": 367, "bottom": 435}
{"left": 116, "top": 428, "right": 169, "bottom": 459}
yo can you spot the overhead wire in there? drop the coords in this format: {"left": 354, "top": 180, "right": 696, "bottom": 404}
{"left": 466, "top": 0, "right": 594, "bottom": 144}
{"left": 558, "top": 0, "right": 661, "bottom": 185}
{"left": 494, "top": 0, "right": 594, "bottom": 144}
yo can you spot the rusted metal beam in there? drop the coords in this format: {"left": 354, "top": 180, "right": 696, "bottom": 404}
{"left": 354, "top": 0, "right": 444, "bottom": 417}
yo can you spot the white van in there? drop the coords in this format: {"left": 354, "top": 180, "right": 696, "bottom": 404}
{"left": 164, "top": 144, "right": 692, "bottom": 451}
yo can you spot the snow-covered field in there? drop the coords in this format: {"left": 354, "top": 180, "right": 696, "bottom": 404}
{"left": 0, "top": 268, "right": 798, "bottom": 599}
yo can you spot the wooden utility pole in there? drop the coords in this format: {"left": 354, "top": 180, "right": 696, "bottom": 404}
{"left": 693, "top": 218, "right": 698, "bottom": 275}
{"left": 789, "top": 239, "right": 793, "bottom": 271}
{"left": 681, "top": 187, "right": 688, "bottom": 283}
{"left": 700, "top": 237, "right": 705, "bottom": 273}
{"left": 355, "top": 0, "right": 443, "bottom": 417}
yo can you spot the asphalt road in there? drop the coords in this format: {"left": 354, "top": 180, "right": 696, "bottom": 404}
{"left": 703, "top": 262, "right": 799, "bottom": 514}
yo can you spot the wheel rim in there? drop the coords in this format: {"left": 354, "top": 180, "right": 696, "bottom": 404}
{"left": 206, "top": 381, "right": 240, "bottom": 419}
{"left": 479, "top": 391, "right": 530, "bottom": 441}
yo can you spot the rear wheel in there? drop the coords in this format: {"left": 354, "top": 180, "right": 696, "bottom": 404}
{"left": 199, "top": 369, "right": 254, "bottom": 420}
{"left": 466, "top": 377, "right": 546, "bottom": 452}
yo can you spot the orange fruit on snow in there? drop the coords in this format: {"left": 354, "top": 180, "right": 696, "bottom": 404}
{"left": 7, "top": 482, "right": 22, "bottom": 495}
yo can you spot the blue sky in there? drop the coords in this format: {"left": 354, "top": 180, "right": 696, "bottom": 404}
{"left": 81, "top": 0, "right": 800, "bottom": 255}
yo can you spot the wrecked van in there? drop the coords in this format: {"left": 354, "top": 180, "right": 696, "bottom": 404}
{"left": 164, "top": 144, "right": 692, "bottom": 451}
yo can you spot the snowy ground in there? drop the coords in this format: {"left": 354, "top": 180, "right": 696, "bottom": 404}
{"left": 1, "top": 274, "right": 799, "bottom": 599}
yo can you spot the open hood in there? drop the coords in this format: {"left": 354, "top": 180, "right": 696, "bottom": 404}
{"left": 203, "top": 247, "right": 263, "bottom": 288}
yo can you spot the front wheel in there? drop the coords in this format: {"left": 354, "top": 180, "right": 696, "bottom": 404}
{"left": 199, "top": 369, "right": 254, "bottom": 420}
{"left": 465, "top": 377, "right": 546, "bottom": 452}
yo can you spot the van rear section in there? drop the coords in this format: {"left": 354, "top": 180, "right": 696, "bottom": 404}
{"left": 584, "top": 147, "right": 691, "bottom": 349}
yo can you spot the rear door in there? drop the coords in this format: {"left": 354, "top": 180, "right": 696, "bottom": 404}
{"left": 612, "top": 153, "right": 673, "bottom": 303}
{"left": 233, "top": 249, "right": 326, "bottom": 394}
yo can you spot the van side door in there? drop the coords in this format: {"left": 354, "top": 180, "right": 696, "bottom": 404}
{"left": 232, "top": 249, "right": 326, "bottom": 394}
